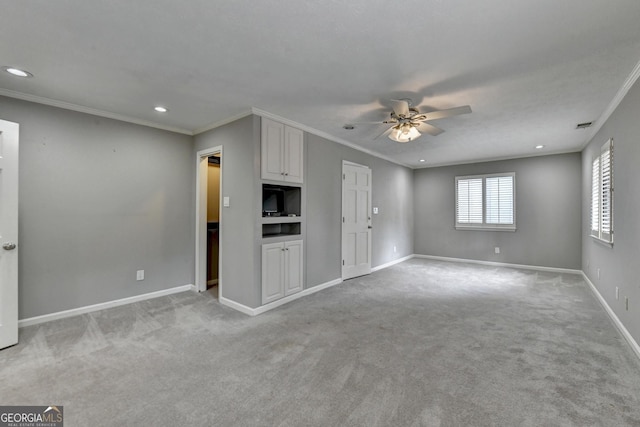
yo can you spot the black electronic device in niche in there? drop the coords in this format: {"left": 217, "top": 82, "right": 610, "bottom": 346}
{"left": 262, "top": 186, "right": 285, "bottom": 217}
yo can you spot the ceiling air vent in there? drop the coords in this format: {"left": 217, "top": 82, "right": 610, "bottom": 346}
{"left": 576, "top": 121, "right": 593, "bottom": 129}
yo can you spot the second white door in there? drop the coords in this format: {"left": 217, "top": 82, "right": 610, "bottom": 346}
{"left": 341, "top": 162, "right": 371, "bottom": 280}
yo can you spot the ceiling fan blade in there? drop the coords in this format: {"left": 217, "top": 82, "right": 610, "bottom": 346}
{"left": 389, "top": 99, "right": 410, "bottom": 118}
{"left": 374, "top": 126, "right": 393, "bottom": 140}
{"left": 417, "top": 122, "right": 445, "bottom": 136}
{"left": 414, "top": 105, "right": 472, "bottom": 121}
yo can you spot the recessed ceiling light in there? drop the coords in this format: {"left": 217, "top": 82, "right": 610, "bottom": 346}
{"left": 535, "top": 145, "right": 544, "bottom": 149}
{"left": 154, "top": 106, "right": 168, "bottom": 113}
{"left": 2, "top": 66, "right": 33, "bottom": 78}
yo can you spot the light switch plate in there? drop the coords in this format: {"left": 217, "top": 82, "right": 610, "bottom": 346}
{"left": 373, "top": 207, "right": 379, "bottom": 214}
{"left": 223, "top": 196, "right": 230, "bottom": 207}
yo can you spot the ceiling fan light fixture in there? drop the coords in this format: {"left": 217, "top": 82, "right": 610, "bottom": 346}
{"left": 389, "top": 124, "right": 421, "bottom": 143}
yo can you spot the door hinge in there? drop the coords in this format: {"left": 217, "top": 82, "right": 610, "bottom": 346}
{"left": 342, "top": 260, "right": 345, "bottom": 266}
{"left": 343, "top": 173, "right": 345, "bottom": 180}
{"left": 342, "top": 217, "right": 345, "bottom": 223}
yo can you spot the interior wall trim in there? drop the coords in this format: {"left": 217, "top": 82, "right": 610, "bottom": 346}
{"left": 413, "top": 254, "right": 582, "bottom": 274}
{"left": 0, "top": 89, "right": 193, "bottom": 135}
{"left": 220, "top": 278, "right": 343, "bottom": 316}
{"left": 582, "top": 273, "right": 640, "bottom": 361}
{"left": 582, "top": 58, "right": 640, "bottom": 149}
{"left": 193, "top": 109, "right": 253, "bottom": 135}
{"left": 18, "top": 284, "right": 196, "bottom": 328}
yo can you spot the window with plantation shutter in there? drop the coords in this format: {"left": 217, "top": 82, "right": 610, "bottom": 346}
{"left": 591, "top": 138, "right": 613, "bottom": 244}
{"left": 456, "top": 173, "right": 515, "bottom": 231}
{"left": 456, "top": 178, "right": 483, "bottom": 224}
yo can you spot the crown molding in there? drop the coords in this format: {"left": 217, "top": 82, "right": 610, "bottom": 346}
{"left": 251, "top": 107, "right": 412, "bottom": 169}
{"left": 0, "top": 89, "right": 193, "bottom": 135}
{"left": 414, "top": 149, "right": 582, "bottom": 169}
{"left": 581, "top": 58, "right": 640, "bottom": 149}
{"left": 192, "top": 109, "right": 253, "bottom": 135}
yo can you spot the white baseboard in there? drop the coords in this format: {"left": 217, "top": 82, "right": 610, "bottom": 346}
{"left": 413, "top": 254, "right": 582, "bottom": 275}
{"left": 18, "top": 284, "right": 196, "bottom": 328}
{"left": 220, "top": 278, "right": 343, "bottom": 316}
{"left": 372, "top": 254, "right": 415, "bottom": 272}
{"left": 582, "top": 273, "right": 640, "bottom": 361}
{"left": 218, "top": 296, "right": 256, "bottom": 316}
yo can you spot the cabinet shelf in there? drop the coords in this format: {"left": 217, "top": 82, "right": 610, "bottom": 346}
{"left": 262, "top": 216, "right": 300, "bottom": 224}
{"left": 262, "top": 222, "right": 301, "bottom": 237}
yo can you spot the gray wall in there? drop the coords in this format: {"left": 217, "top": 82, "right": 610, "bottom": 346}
{"left": 306, "top": 134, "right": 414, "bottom": 287}
{"left": 195, "top": 118, "right": 415, "bottom": 304}
{"left": 0, "top": 96, "right": 194, "bottom": 319}
{"left": 413, "top": 153, "right": 582, "bottom": 269}
{"left": 582, "top": 78, "right": 640, "bottom": 344}
{"left": 193, "top": 115, "right": 261, "bottom": 308}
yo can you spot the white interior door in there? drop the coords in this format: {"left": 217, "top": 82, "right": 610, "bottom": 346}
{"left": 342, "top": 162, "right": 371, "bottom": 280}
{"left": 0, "top": 119, "right": 19, "bottom": 350}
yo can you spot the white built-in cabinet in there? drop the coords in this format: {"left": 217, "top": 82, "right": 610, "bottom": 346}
{"left": 261, "top": 117, "right": 304, "bottom": 183}
{"left": 261, "top": 240, "right": 303, "bottom": 304}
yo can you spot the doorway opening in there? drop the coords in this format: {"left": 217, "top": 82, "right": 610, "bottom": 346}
{"left": 206, "top": 155, "right": 221, "bottom": 297}
{"left": 196, "top": 146, "right": 222, "bottom": 298}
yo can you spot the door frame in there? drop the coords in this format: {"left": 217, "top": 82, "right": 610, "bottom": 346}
{"left": 195, "top": 146, "right": 223, "bottom": 294}
{"left": 0, "top": 119, "right": 19, "bottom": 350}
{"left": 341, "top": 160, "right": 372, "bottom": 280}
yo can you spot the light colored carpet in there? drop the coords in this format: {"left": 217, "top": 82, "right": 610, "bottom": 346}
{"left": 1, "top": 259, "right": 640, "bottom": 426}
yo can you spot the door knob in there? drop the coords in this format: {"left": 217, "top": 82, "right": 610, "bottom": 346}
{"left": 2, "top": 242, "right": 17, "bottom": 251}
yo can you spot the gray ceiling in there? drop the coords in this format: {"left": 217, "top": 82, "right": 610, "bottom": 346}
{"left": 2, "top": 0, "right": 640, "bottom": 168}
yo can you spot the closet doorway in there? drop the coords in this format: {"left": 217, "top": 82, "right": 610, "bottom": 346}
{"left": 196, "top": 146, "right": 223, "bottom": 298}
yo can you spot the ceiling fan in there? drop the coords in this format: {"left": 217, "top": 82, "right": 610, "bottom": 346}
{"left": 369, "top": 99, "right": 472, "bottom": 143}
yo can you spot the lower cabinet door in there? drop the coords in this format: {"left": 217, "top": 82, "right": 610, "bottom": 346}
{"left": 262, "top": 242, "right": 285, "bottom": 304}
{"left": 284, "top": 240, "right": 303, "bottom": 296}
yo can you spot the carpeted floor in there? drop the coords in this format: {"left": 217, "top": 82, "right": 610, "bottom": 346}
{"left": 2, "top": 259, "right": 640, "bottom": 426}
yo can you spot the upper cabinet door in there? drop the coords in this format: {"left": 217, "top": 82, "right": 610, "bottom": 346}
{"left": 284, "top": 126, "right": 304, "bottom": 183}
{"left": 261, "top": 118, "right": 285, "bottom": 181}
{"left": 261, "top": 117, "right": 304, "bottom": 183}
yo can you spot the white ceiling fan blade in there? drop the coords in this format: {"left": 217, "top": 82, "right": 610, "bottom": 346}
{"left": 390, "top": 99, "right": 410, "bottom": 118}
{"left": 414, "top": 105, "right": 472, "bottom": 121}
{"left": 417, "top": 122, "right": 445, "bottom": 136}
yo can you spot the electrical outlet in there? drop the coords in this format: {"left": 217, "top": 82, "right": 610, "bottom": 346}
{"left": 136, "top": 270, "right": 144, "bottom": 281}
{"left": 495, "top": 247, "right": 500, "bottom": 254}
{"left": 597, "top": 268, "right": 600, "bottom": 279}
{"left": 616, "top": 287, "right": 619, "bottom": 300}
{"left": 393, "top": 245, "right": 397, "bottom": 253}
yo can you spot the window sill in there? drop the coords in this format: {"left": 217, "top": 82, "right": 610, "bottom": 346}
{"left": 591, "top": 235, "right": 613, "bottom": 248}
{"left": 456, "top": 225, "right": 516, "bottom": 232}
